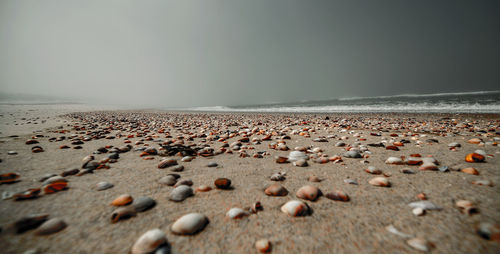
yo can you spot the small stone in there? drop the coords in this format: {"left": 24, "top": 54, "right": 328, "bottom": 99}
{"left": 344, "top": 179, "right": 358, "bottom": 185}
{"left": 170, "top": 213, "right": 209, "bottom": 235}
{"left": 158, "top": 159, "right": 177, "bottom": 169}
{"left": 8, "top": 151, "right": 18, "bottom": 155}
{"left": 264, "top": 183, "right": 288, "bottom": 196}
{"left": 270, "top": 172, "right": 286, "bottom": 181}
{"left": 207, "top": 162, "right": 218, "bottom": 167}
{"left": 400, "top": 168, "right": 416, "bottom": 174}
{"left": 214, "top": 178, "right": 231, "bottom": 189}
{"left": 255, "top": 239, "right": 271, "bottom": 253}
{"left": 169, "top": 185, "right": 193, "bottom": 202}
{"left": 61, "top": 168, "right": 79, "bottom": 177}
{"left": 275, "top": 156, "right": 288, "bottom": 163}
{"left": 412, "top": 207, "right": 425, "bottom": 216}
{"left": 131, "top": 229, "right": 168, "bottom": 254}
{"left": 34, "top": 218, "right": 67, "bottom": 235}
{"left": 385, "top": 157, "right": 404, "bottom": 164}
{"left": 288, "top": 151, "right": 308, "bottom": 162}
{"left": 181, "top": 156, "right": 193, "bottom": 162}
{"left": 408, "top": 201, "right": 442, "bottom": 210}
{"left": 111, "top": 206, "right": 137, "bottom": 223}
{"left": 96, "top": 182, "right": 114, "bottom": 191}
{"left": 365, "top": 166, "right": 382, "bottom": 174}
{"left": 174, "top": 179, "right": 193, "bottom": 187}
{"left": 111, "top": 194, "right": 133, "bottom": 206}
{"left": 293, "top": 159, "right": 308, "bottom": 167}
{"left": 10, "top": 214, "right": 49, "bottom": 234}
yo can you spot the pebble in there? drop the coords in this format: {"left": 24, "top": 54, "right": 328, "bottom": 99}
{"left": 132, "top": 197, "right": 156, "bottom": 212}
{"left": 111, "top": 194, "right": 133, "bottom": 206}
{"left": 226, "top": 208, "right": 249, "bottom": 219}
{"left": 281, "top": 200, "right": 310, "bottom": 217}
{"left": 181, "top": 156, "right": 194, "bottom": 162}
{"left": 368, "top": 177, "right": 390, "bottom": 187}
{"left": 170, "top": 213, "right": 209, "bottom": 235}
{"left": 412, "top": 207, "right": 425, "bottom": 216}
{"left": 131, "top": 229, "right": 168, "bottom": 254}
{"left": 214, "top": 178, "right": 232, "bottom": 189}
{"left": 288, "top": 151, "right": 308, "bottom": 162}
{"left": 207, "top": 162, "right": 218, "bottom": 167}
{"left": 35, "top": 218, "right": 67, "bottom": 235}
{"left": 407, "top": 238, "right": 432, "bottom": 252}
{"left": 169, "top": 185, "right": 193, "bottom": 202}
{"left": 255, "top": 239, "right": 271, "bottom": 253}
{"left": 293, "top": 159, "right": 308, "bottom": 167}
{"left": 400, "top": 168, "right": 416, "bottom": 174}
{"left": 344, "top": 179, "right": 358, "bottom": 185}
{"left": 174, "top": 179, "right": 193, "bottom": 187}
{"left": 96, "top": 182, "right": 114, "bottom": 191}
{"left": 61, "top": 168, "right": 79, "bottom": 177}
{"left": 296, "top": 185, "right": 321, "bottom": 201}
{"left": 8, "top": 151, "right": 18, "bottom": 155}
{"left": 264, "top": 183, "right": 288, "bottom": 196}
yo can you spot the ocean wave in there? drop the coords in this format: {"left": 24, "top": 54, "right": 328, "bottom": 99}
{"left": 186, "top": 103, "right": 500, "bottom": 113}
{"left": 337, "top": 90, "right": 500, "bottom": 101}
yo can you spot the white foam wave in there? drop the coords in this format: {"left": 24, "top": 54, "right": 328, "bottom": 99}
{"left": 337, "top": 90, "right": 500, "bottom": 101}
{"left": 186, "top": 103, "right": 500, "bottom": 113}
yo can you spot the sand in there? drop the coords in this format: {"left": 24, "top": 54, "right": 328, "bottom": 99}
{"left": 0, "top": 105, "right": 499, "bottom": 254}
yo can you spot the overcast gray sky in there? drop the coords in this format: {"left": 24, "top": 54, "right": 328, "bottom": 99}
{"left": 1, "top": 0, "right": 499, "bottom": 107}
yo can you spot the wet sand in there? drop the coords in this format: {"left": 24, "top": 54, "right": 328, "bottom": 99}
{"left": 0, "top": 106, "right": 499, "bottom": 253}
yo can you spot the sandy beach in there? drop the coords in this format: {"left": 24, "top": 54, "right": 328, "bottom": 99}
{"left": 0, "top": 106, "right": 499, "bottom": 254}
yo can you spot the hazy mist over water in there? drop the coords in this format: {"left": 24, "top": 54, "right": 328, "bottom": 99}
{"left": 1, "top": 0, "right": 499, "bottom": 109}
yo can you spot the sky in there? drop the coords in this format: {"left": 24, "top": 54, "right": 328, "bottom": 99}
{"left": 0, "top": 0, "right": 499, "bottom": 107}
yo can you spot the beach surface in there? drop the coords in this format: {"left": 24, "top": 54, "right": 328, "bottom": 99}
{"left": 0, "top": 105, "right": 499, "bottom": 254}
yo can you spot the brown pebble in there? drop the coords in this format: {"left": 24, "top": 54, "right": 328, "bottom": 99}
{"left": 214, "top": 178, "right": 231, "bottom": 189}
{"left": 325, "top": 190, "right": 350, "bottom": 202}
{"left": 264, "top": 183, "right": 288, "bottom": 196}
{"left": 111, "top": 194, "right": 133, "bottom": 206}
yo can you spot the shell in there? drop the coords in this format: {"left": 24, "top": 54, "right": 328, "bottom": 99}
{"left": 365, "top": 166, "right": 382, "bottom": 174}
{"left": 385, "top": 157, "right": 403, "bottom": 164}
{"left": 0, "top": 172, "right": 21, "bottom": 184}
{"left": 111, "top": 194, "right": 133, "bottom": 206}
{"left": 344, "top": 150, "right": 362, "bottom": 158}
{"left": 14, "top": 188, "right": 41, "bottom": 201}
{"left": 255, "top": 239, "right": 271, "bottom": 253}
{"left": 264, "top": 183, "right": 288, "bottom": 196}
{"left": 174, "top": 179, "right": 193, "bottom": 187}
{"left": 408, "top": 201, "right": 442, "bottom": 210}
{"left": 296, "top": 185, "right": 321, "bottom": 201}
{"left": 131, "top": 229, "right": 167, "bottom": 254}
{"left": 308, "top": 175, "right": 321, "bottom": 182}
{"left": 472, "top": 180, "right": 493, "bottom": 186}
{"left": 111, "top": 206, "right": 137, "bottom": 223}
{"left": 275, "top": 156, "right": 288, "bottom": 163}
{"left": 214, "top": 178, "right": 231, "bottom": 189}
{"left": 43, "top": 182, "right": 68, "bottom": 194}
{"left": 418, "top": 162, "right": 438, "bottom": 171}
{"left": 96, "top": 182, "right": 114, "bottom": 191}
{"left": 35, "top": 218, "right": 67, "bottom": 235}
{"left": 195, "top": 185, "right": 212, "bottom": 192}
{"left": 170, "top": 213, "right": 209, "bottom": 235}
{"left": 293, "top": 159, "right": 308, "bottom": 167}
{"left": 368, "top": 177, "right": 390, "bottom": 187}
{"left": 133, "top": 197, "right": 156, "bottom": 212}
{"left": 462, "top": 167, "right": 479, "bottom": 175}
{"left": 10, "top": 214, "right": 49, "bottom": 234}
{"left": 157, "top": 159, "right": 177, "bottom": 169}
{"left": 281, "top": 200, "right": 310, "bottom": 217}
{"left": 456, "top": 200, "right": 478, "bottom": 215}
{"left": 465, "top": 153, "right": 485, "bottom": 163}
{"left": 467, "top": 138, "right": 482, "bottom": 144}
{"left": 407, "top": 238, "right": 432, "bottom": 252}
{"left": 288, "top": 151, "right": 308, "bottom": 162}
{"left": 412, "top": 207, "right": 425, "bottom": 216}
{"left": 159, "top": 175, "right": 177, "bottom": 186}
{"left": 325, "top": 191, "right": 349, "bottom": 202}
{"left": 169, "top": 185, "right": 193, "bottom": 202}
{"left": 170, "top": 165, "right": 184, "bottom": 172}
{"left": 226, "top": 208, "right": 249, "bottom": 219}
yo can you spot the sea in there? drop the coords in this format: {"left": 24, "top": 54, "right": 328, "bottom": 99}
{"left": 188, "top": 91, "right": 500, "bottom": 113}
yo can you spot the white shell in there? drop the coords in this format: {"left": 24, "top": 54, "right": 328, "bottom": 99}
{"left": 412, "top": 207, "right": 425, "bottom": 216}
{"left": 281, "top": 200, "right": 309, "bottom": 216}
{"left": 385, "top": 157, "right": 403, "bottom": 164}
{"left": 226, "top": 208, "right": 249, "bottom": 219}
{"left": 35, "top": 218, "right": 67, "bottom": 235}
{"left": 131, "top": 229, "right": 167, "bottom": 254}
{"left": 408, "top": 201, "right": 442, "bottom": 210}
{"left": 288, "top": 151, "right": 308, "bottom": 162}
{"left": 171, "top": 213, "right": 208, "bottom": 235}
{"left": 255, "top": 238, "right": 271, "bottom": 253}
{"left": 368, "top": 177, "right": 390, "bottom": 187}
{"left": 407, "top": 238, "right": 431, "bottom": 252}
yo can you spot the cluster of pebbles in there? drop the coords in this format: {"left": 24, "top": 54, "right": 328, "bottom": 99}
{"left": 0, "top": 111, "right": 499, "bottom": 253}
